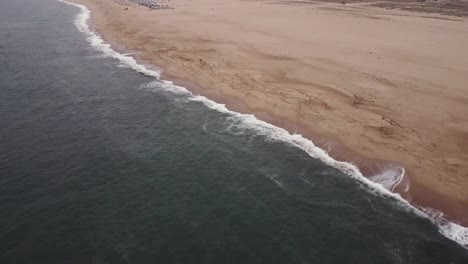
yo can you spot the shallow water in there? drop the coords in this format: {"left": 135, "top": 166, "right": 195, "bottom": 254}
{"left": 0, "top": 0, "right": 467, "bottom": 263}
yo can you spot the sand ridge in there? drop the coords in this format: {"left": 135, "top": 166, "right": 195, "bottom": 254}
{"left": 73, "top": 0, "right": 468, "bottom": 224}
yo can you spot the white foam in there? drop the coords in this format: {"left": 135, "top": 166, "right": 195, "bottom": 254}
{"left": 60, "top": 0, "right": 468, "bottom": 249}
{"left": 423, "top": 207, "right": 468, "bottom": 248}
{"left": 59, "top": 0, "right": 160, "bottom": 78}
{"left": 368, "top": 166, "right": 406, "bottom": 192}
{"left": 140, "top": 80, "right": 191, "bottom": 95}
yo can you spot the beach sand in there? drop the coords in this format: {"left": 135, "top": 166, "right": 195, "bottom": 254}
{"left": 72, "top": 0, "right": 468, "bottom": 224}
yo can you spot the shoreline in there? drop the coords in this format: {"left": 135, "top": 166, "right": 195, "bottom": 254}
{"left": 68, "top": 0, "right": 468, "bottom": 231}
{"left": 162, "top": 71, "right": 468, "bottom": 225}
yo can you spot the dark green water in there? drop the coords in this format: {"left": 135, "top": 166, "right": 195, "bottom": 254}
{"left": 0, "top": 0, "right": 467, "bottom": 263}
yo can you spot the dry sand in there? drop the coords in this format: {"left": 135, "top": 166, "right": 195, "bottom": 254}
{"left": 73, "top": 0, "right": 468, "bottom": 224}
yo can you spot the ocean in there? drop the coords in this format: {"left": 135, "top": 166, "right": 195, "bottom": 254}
{"left": 0, "top": 0, "right": 467, "bottom": 263}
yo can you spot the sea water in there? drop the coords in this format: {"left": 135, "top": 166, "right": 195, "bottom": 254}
{"left": 0, "top": 0, "right": 467, "bottom": 263}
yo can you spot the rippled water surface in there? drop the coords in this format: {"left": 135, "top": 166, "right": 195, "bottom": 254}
{"left": 0, "top": 0, "right": 467, "bottom": 263}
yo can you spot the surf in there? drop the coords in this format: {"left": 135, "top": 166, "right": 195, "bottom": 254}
{"left": 59, "top": 0, "right": 468, "bottom": 249}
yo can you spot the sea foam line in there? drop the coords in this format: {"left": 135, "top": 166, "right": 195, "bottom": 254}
{"left": 59, "top": 0, "right": 468, "bottom": 249}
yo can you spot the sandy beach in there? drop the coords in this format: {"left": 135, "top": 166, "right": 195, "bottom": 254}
{"left": 72, "top": 0, "right": 468, "bottom": 224}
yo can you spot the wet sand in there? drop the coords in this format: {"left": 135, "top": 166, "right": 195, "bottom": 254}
{"left": 71, "top": 0, "right": 468, "bottom": 224}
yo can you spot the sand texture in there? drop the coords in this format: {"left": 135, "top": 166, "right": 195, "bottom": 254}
{"left": 74, "top": 0, "right": 468, "bottom": 224}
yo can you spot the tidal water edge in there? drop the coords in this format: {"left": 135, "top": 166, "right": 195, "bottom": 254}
{"left": 0, "top": 0, "right": 467, "bottom": 263}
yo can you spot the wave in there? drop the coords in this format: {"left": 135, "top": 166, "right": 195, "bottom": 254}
{"left": 59, "top": 0, "right": 468, "bottom": 249}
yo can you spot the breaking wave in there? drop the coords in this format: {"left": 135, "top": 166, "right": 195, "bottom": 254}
{"left": 59, "top": 0, "right": 468, "bottom": 249}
